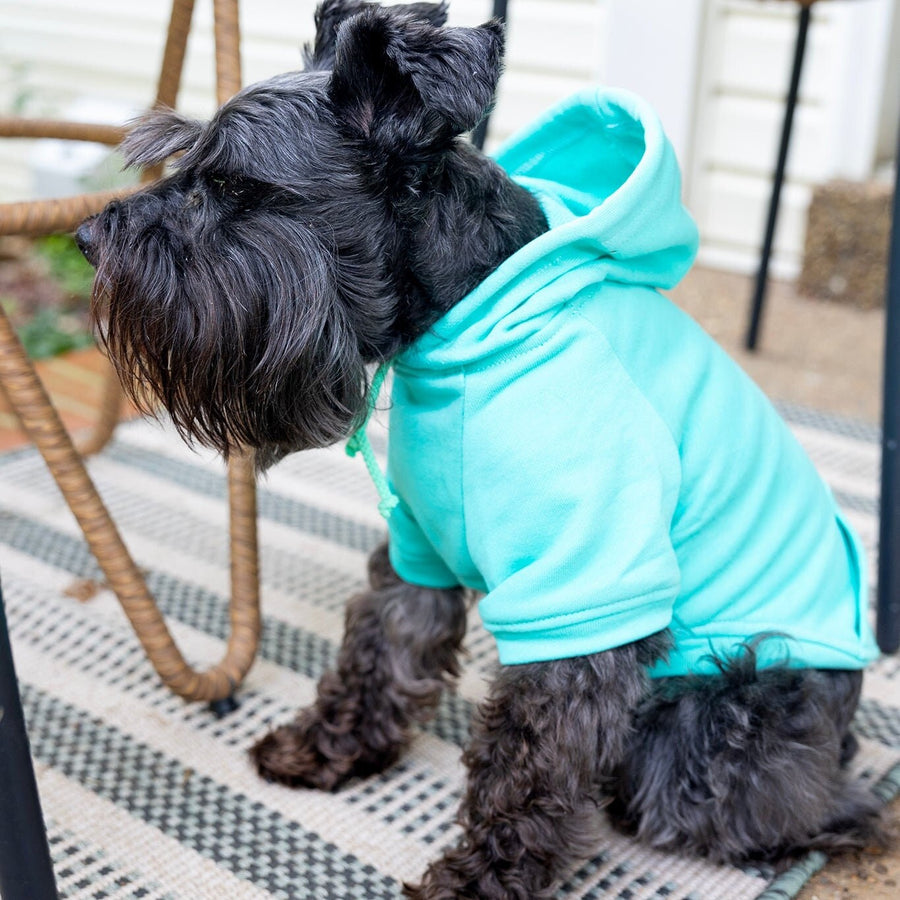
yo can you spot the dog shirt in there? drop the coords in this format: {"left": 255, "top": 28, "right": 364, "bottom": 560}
{"left": 381, "top": 87, "right": 879, "bottom": 676}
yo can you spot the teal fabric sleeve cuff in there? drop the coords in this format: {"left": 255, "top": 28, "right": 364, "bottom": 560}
{"left": 489, "top": 598, "right": 674, "bottom": 665}
{"left": 387, "top": 501, "right": 460, "bottom": 589}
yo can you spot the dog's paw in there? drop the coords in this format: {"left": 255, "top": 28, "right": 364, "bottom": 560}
{"left": 402, "top": 869, "right": 467, "bottom": 900}
{"left": 403, "top": 849, "right": 551, "bottom": 900}
{"left": 249, "top": 715, "right": 356, "bottom": 792}
{"left": 403, "top": 847, "right": 477, "bottom": 899}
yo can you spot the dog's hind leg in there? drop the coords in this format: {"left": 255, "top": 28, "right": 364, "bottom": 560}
{"left": 250, "top": 543, "right": 468, "bottom": 790}
{"left": 607, "top": 653, "right": 884, "bottom": 865}
{"left": 406, "top": 632, "right": 670, "bottom": 900}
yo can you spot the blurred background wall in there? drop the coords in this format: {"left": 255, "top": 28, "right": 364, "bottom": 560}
{"left": 0, "top": 0, "right": 897, "bottom": 280}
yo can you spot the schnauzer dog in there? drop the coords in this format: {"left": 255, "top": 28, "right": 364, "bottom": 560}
{"left": 76, "top": 2, "right": 883, "bottom": 897}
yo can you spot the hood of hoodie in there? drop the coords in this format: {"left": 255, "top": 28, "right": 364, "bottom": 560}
{"left": 396, "top": 87, "right": 699, "bottom": 371}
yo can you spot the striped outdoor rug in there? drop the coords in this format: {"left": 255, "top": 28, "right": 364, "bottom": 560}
{"left": 1, "top": 402, "right": 898, "bottom": 900}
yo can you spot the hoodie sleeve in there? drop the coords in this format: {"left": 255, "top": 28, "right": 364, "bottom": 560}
{"left": 464, "top": 326, "right": 683, "bottom": 665}
{"left": 387, "top": 497, "right": 460, "bottom": 590}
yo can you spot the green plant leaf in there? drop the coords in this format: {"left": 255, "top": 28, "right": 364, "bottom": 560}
{"left": 35, "top": 234, "right": 95, "bottom": 300}
{"left": 17, "top": 308, "right": 94, "bottom": 360}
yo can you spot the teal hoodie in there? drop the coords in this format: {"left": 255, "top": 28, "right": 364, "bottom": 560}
{"left": 382, "top": 87, "right": 879, "bottom": 676}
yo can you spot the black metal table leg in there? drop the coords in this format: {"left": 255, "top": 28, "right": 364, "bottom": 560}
{"left": 877, "top": 120, "right": 900, "bottom": 654}
{"left": 0, "top": 578, "right": 59, "bottom": 899}
{"left": 745, "top": 2, "right": 812, "bottom": 351}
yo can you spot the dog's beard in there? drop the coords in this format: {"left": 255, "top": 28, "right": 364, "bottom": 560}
{"left": 91, "top": 205, "right": 369, "bottom": 465}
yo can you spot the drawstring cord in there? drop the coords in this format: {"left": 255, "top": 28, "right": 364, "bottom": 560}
{"left": 345, "top": 361, "right": 399, "bottom": 520}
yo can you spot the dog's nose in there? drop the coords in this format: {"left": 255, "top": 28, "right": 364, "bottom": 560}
{"left": 74, "top": 219, "right": 97, "bottom": 265}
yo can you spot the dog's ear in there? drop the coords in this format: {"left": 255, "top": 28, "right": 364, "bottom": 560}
{"left": 120, "top": 108, "right": 203, "bottom": 168}
{"left": 304, "top": 1, "right": 449, "bottom": 70}
{"left": 329, "top": 8, "right": 503, "bottom": 150}
{"left": 304, "top": 0, "right": 370, "bottom": 69}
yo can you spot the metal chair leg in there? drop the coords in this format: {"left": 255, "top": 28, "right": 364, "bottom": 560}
{"left": 0, "top": 578, "right": 60, "bottom": 900}
{"left": 877, "top": 115, "right": 900, "bottom": 655}
{"left": 745, "top": 2, "right": 812, "bottom": 351}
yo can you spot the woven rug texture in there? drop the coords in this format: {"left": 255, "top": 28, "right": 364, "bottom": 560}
{"left": 1, "top": 403, "right": 898, "bottom": 900}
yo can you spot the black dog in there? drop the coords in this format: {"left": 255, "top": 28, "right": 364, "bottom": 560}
{"left": 77, "top": 2, "right": 883, "bottom": 897}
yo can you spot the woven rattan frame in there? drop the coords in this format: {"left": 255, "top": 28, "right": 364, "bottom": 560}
{"left": 0, "top": 0, "right": 261, "bottom": 702}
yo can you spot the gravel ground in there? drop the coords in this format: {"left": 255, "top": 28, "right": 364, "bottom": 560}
{"left": 668, "top": 267, "right": 898, "bottom": 900}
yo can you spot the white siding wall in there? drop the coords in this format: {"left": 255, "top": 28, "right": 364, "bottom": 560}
{"left": 451, "top": 0, "right": 608, "bottom": 146}
{"left": 601, "top": 0, "right": 705, "bottom": 186}
{"left": 0, "top": 0, "right": 608, "bottom": 201}
{"left": 689, "top": 0, "right": 897, "bottom": 278}
{"left": 0, "top": 0, "right": 895, "bottom": 278}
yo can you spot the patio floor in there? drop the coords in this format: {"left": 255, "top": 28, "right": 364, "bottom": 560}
{"left": 0, "top": 264, "right": 895, "bottom": 898}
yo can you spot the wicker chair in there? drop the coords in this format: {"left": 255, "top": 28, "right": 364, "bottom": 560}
{"left": 0, "top": 0, "right": 260, "bottom": 705}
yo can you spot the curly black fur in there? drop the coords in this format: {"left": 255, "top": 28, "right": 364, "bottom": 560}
{"left": 607, "top": 644, "right": 883, "bottom": 865}
{"left": 406, "top": 632, "right": 672, "bottom": 899}
{"left": 250, "top": 544, "right": 469, "bottom": 789}
{"left": 76, "top": 3, "right": 884, "bottom": 896}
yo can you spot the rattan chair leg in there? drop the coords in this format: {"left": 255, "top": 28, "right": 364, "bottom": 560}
{"left": 0, "top": 0, "right": 262, "bottom": 701}
{"left": 72, "top": 0, "right": 197, "bottom": 457}
{"left": 0, "top": 0, "right": 196, "bottom": 238}
{"left": 75, "top": 357, "right": 125, "bottom": 457}
{"left": 0, "top": 302, "right": 259, "bottom": 702}
{"left": 213, "top": 0, "right": 242, "bottom": 105}
{"left": 157, "top": 0, "right": 197, "bottom": 109}
{"left": 0, "top": 188, "right": 142, "bottom": 238}
{"left": 0, "top": 119, "right": 126, "bottom": 145}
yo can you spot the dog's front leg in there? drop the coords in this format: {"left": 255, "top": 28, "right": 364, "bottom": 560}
{"left": 406, "top": 633, "right": 669, "bottom": 900}
{"left": 251, "top": 544, "right": 468, "bottom": 790}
